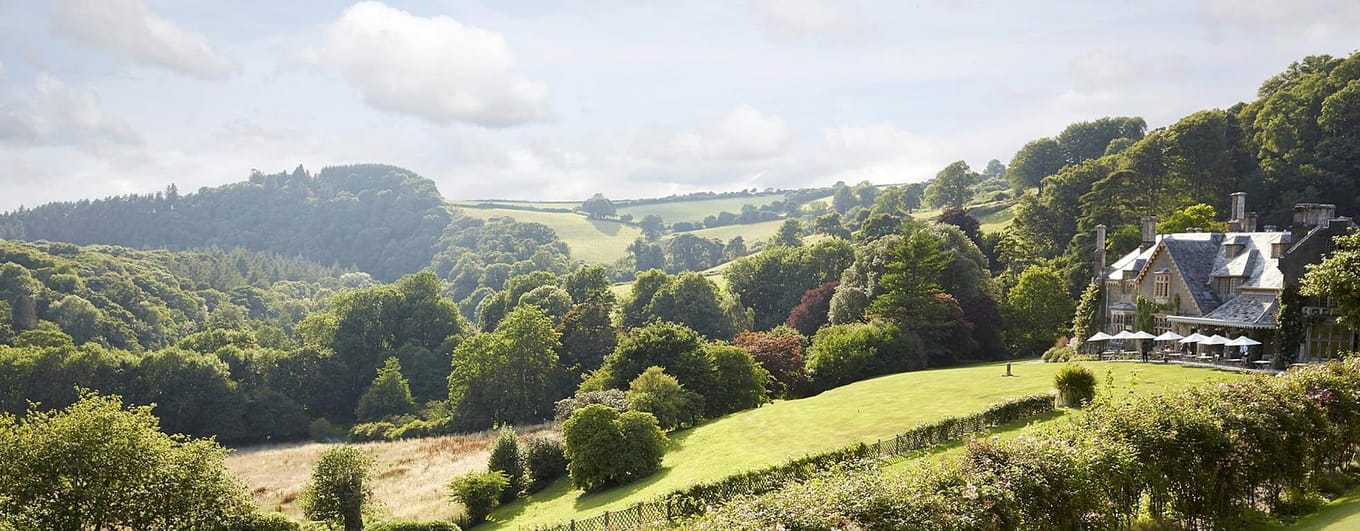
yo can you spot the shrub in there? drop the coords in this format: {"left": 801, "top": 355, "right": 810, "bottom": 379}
{"left": 367, "top": 521, "right": 461, "bottom": 531}
{"left": 562, "top": 405, "right": 668, "bottom": 492}
{"left": 626, "top": 366, "right": 700, "bottom": 430}
{"left": 447, "top": 471, "right": 508, "bottom": 526}
{"left": 1042, "top": 345, "right": 1078, "bottom": 363}
{"left": 301, "top": 446, "right": 373, "bottom": 531}
{"left": 522, "top": 437, "right": 568, "bottom": 493}
{"left": 553, "top": 389, "right": 627, "bottom": 422}
{"left": 230, "top": 512, "right": 300, "bottom": 531}
{"left": 806, "top": 322, "right": 921, "bottom": 390}
{"left": 487, "top": 426, "right": 523, "bottom": 503}
{"left": 387, "top": 417, "right": 451, "bottom": 440}
{"left": 308, "top": 418, "right": 343, "bottom": 442}
{"left": 348, "top": 421, "right": 398, "bottom": 442}
{"left": 1053, "top": 364, "right": 1096, "bottom": 407}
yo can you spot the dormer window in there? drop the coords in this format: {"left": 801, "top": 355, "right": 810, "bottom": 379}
{"left": 1154, "top": 273, "right": 1170, "bottom": 299}
{"left": 1224, "top": 242, "right": 1242, "bottom": 256}
{"left": 1271, "top": 242, "right": 1283, "bottom": 258}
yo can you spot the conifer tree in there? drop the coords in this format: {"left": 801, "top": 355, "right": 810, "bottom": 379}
{"left": 355, "top": 357, "right": 415, "bottom": 422}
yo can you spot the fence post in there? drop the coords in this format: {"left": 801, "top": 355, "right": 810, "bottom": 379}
{"left": 604, "top": 510, "right": 610, "bottom": 529}
{"left": 569, "top": 520, "right": 575, "bottom": 531}
{"left": 636, "top": 502, "right": 642, "bottom": 524}
{"left": 667, "top": 497, "right": 673, "bottom": 520}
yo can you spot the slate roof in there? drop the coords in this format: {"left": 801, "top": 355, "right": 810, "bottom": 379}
{"left": 1197, "top": 293, "right": 1279, "bottom": 327}
{"left": 1106, "top": 231, "right": 1288, "bottom": 324}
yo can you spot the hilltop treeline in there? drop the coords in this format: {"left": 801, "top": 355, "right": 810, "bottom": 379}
{"left": 1002, "top": 51, "right": 1360, "bottom": 292}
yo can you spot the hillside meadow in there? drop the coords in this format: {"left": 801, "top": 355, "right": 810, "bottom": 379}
{"left": 615, "top": 195, "right": 785, "bottom": 224}
{"left": 455, "top": 207, "right": 642, "bottom": 263}
{"left": 484, "top": 361, "right": 1242, "bottom": 530}
{"left": 227, "top": 425, "right": 554, "bottom": 522}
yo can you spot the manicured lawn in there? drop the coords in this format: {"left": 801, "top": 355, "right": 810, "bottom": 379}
{"left": 1283, "top": 487, "right": 1360, "bottom": 530}
{"left": 456, "top": 207, "right": 641, "bottom": 264}
{"left": 484, "top": 361, "right": 1241, "bottom": 530}
{"left": 616, "top": 195, "right": 785, "bottom": 224}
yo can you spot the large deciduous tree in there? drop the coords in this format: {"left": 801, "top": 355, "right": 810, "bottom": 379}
{"left": 925, "top": 161, "right": 980, "bottom": 210}
{"left": 1302, "top": 232, "right": 1360, "bottom": 331}
{"left": 580, "top": 193, "right": 616, "bottom": 219}
{"left": 1003, "top": 266, "right": 1076, "bottom": 357}
{"left": 449, "top": 306, "right": 564, "bottom": 429}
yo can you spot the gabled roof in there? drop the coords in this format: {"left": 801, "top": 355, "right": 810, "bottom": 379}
{"left": 1105, "top": 231, "right": 1287, "bottom": 316}
{"left": 1169, "top": 293, "right": 1278, "bottom": 329}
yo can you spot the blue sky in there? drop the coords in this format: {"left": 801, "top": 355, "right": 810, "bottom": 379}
{"left": 0, "top": 0, "right": 1356, "bottom": 211}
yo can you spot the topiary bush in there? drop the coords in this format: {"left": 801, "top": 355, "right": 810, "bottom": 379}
{"left": 1054, "top": 364, "right": 1096, "bottom": 407}
{"left": 486, "top": 426, "right": 523, "bottom": 503}
{"left": 447, "top": 471, "right": 508, "bottom": 526}
{"left": 522, "top": 437, "right": 568, "bottom": 493}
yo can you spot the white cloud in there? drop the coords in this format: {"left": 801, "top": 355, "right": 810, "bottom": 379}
{"left": 756, "top": 0, "right": 864, "bottom": 42}
{"left": 1197, "top": 0, "right": 1360, "bottom": 42}
{"left": 0, "top": 74, "right": 141, "bottom": 148}
{"left": 632, "top": 104, "right": 792, "bottom": 162}
{"left": 50, "top": 0, "right": 234, "bottom": 79}
{"left": 314, "top": 1, "right": 551, "bottom": 127}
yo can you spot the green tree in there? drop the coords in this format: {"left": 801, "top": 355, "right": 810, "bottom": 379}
{"left": 1070, "top": 282, "right": 1102, "bottom": 340}
{"left": 518, "top": 285, "right": 573, "bottom": 324}
{"left": 770, "top": 219, "right": 804, "bottom": 247}
{"left": 487, "top": 426, "right": 524, "bottom": 502}
{"left": 1158, "top": 203, "right": 1227, "bottom": 233}
{"left": 1003, "top": 266, "right": 1076, "bottom": 357}
{"left": 556, "top": 299, "right": 618, "bottom": 375}
{"left": 580, "top": 193, "right": 617, "bottom": 219}
{"left": 1302, "top": 232, "right": 1360, "bottom": 331}
{"left": 0, "top": 392, "right": 254, "bottom": 530}
{"left": 646, "top": 272, "right": 751, "bottom": 340}
{"left": 561, "top": 405, "right": 666, "bottom": 492}
{"left": 832, "top": 186, "right": 858, "bottom": 214}
{"left": 562, "top": 265, "right": 614, "bottom": 305}
{"left": 600, "top": 322, "right": 715, "bottom": 406}
{"left": 448, "top": 471, "right": 508, "bottom": 526}
{"left": 982, "top": 159, "right": 1006, "bottom": 180}
{"left": 702, "top": 343, "right": 769, "bottom": 415}
{"left": 303, "top": 446, "right": 373, "bottom": 531}
{"left": 625, "top": 366, "right": 699, "bottom": 430}
{"left": 638, "top": 215, "right": 666, "bottom": 237}
{"left": 928, "top": 161, "right": 980, "bottom": 210}
{"left": 1007, "top": 137, "right": 1066, "bottom": 192}
{"left": 449, "top": 306, "right": 563, "bottom": 428}
{"left": 355, "top": 357, "right": 416, "bottom": 422}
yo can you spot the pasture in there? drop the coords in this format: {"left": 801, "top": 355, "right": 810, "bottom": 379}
{"left": 456, "top": 207, "right": 641, "bottom": 264}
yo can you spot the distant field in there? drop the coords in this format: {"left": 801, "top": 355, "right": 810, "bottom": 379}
{"left": 670, "top": 218, "right": 785, "bottom": 245}
{"left": 227, "top": 426, "right": 555, "bottom": 523}
{"left": 485, "top": 361, "right": 1239, "bottom": 530}
{"left": 457, "top": 207, "right": 640, "bottom": 264}
{"left": 449, "top": 200, "right": 581, "bottom": 209}
{"left": 616, "top": 195, "right": 784, "bottom": 224}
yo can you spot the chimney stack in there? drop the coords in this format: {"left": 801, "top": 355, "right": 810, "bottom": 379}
{"left": 1231, "top": 192, "right": 1246, "bottom": 221}
{"left": 1228, "top": 192, "right": 1256, "bottom": 232}
{"left": 1292, "top": 203, "right": 1339, "bottom": 241}
{"left": 1140, "top": 216, "right": 1157, "bottom": 251}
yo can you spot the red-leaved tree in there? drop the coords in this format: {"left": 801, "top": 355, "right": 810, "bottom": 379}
{"left": 732, "top": 330, "right": 807, "bottom": 398}
{"left": 784, "top": 281, "right": 839, "bottom": 337}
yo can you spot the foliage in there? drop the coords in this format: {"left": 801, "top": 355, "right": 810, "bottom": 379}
{"left": 1303, "top": 232, "right": 1360, "bottom": 331}
{"left": 231, "top": 512, "right": 301, "bottom": 531}
{"left": 600, "top": 322, "right": 714, "bottom": 404}
{"left": 1277, "top": 284, "right": 1312, "bottom": 368}
{"left": 487, "top": 426, "right": 525, "bottom": 503}
{"left": 449, "top": 306, "right": 563, "bottom": 430}
{"left": 1158, "top": 203, "right": 1227, "bottom": 233}
{"left": 626, "top": 367, "right": 700, "bottom": 430}
{"left": 732, "top": 330, "right": 807, "bottom": 398}
{"left": 0, "top": 392, "right": 254, "bottom": 530}
{"left": 1041, "top": 345, "right": 1086, "bottom": 363}
{"left": 367, "top": 521, "right": 461, "bottom": 531}
{"left": 769, "top": 219, "right": 804, "bottom": 247}
{"left": 302, "top": 446, "right": 373, "bottom": 531}
{"left": 1003, "top": 265, "right": 1076, "bottom": 357}
{"left": 554, "top": 389, "right": 627, "bottom": 422}
{"left": 356, "top": 357, "right": 417, "bottom": 422}
{"left": 726, "top": 239, "right": 854, "bottom": 330}
{"left": 1070, "top": 282, "right": 1102, "bottom": 340}
{"left": 784, "top": 280, "right": 838, "bottom": 336}
{"left": 561, "top": 405, "right": 667, "bottom": 492}
{"left": 447, "top": 471, "right": 508, "bottom": 526}
{"left": 645, "top": 272, "right": 751, "bottom": 340}
{"left": 806, "top": 322, "right": 923, "bottom": 390}
{"left": 522, "top": 437, "right": 568, "bottom": 493}
{"left": 702, "top": 343, "right": 770, "bottom": 415}
{"left": 580, "top": 193, "right": 617, "bottom": 219}
{"left": 1053, "top": 363, "right": 1096, "bottom": 406}
{"left": 924, "top": 160, "right": 980, "bottom": 209}
{"left": 555, "top": 298, "right": 617, "bottom": 376}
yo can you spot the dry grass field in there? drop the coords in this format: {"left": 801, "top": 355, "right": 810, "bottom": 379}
{"left": 226, "top": 425, "right": 556, "bottom": 522}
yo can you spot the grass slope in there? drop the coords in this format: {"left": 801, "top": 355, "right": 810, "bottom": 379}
{"left": 669, "top": 218, "right": 785, "bottom": 245}
{"left": 1285, "top": 488, "right": 1360, "bottom": 530}
{"left": 616, "top": 195, "right": 784, "bottom": 224}
{"left": 227, "top": 426, "right": 554, "bottom": 522}
{"left": 485, "top": 361, "right": 1239, "bottom": 530}
{"left": 457, "top": 208, "right": 641, "bottom": 264}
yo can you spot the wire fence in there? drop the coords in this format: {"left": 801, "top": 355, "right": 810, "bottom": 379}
{"left": 533, "top": 393, "right": 1056, "bottom": 531}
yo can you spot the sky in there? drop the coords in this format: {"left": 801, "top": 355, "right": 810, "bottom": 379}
{"left": 0, "top": 0, "right": 1357, "bottom": 211}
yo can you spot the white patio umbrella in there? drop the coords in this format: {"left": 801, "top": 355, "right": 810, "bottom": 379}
{"left": 1154, "top": 331, "right": 1185, "bottom": 342}
{"left": 1111, "top": 330, "right": 1135, "bottom": 340}
{"left": 1199, "top": 335, "right": 1230, "bottom": 345}
{"left": 1225, "top": 336, "right": 1262, "bottom": 347}
{"left": 1087, "top": 331, "right": 1113, "bottom": 342}
{"left": 1179, "top": 333, "right": 1208, "bottom": 344}
{"left": 1130, "top": 331, "right": 1157, "bottom": 340}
